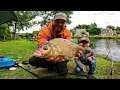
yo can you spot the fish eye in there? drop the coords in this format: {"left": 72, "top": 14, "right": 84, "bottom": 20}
{"left": 43, "top": 46, "right": 48, "bottom": 50}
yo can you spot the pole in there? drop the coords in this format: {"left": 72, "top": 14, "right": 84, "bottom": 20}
{"left": 17, "top": 64, "right": 41, "bottom": 79}
{"left": 111, "top": 60, "right": 115, "bottom": 79}
{"left": 14, "top": 61, "right": 43, "bottom": 79}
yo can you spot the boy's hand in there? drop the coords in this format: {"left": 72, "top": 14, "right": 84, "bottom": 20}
{"left": 87, "top": 57, "right": 93, "bottom": 61}
{"left": 76, "top": 50, "right": 84, "bottom": 57}
{"left": 82, "top": 67, "right": 86, "bottom": 72}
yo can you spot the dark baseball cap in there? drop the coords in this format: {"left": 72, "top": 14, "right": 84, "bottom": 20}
{"left": 54, "top": 12, "right": 67, "bottom": 21}
{"left": 79, "top": 37, "right": 90, "bottom": 43}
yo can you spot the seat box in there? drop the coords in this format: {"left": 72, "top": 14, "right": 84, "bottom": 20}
{"left": 0, "top": 58, "right": 15, "bottom": 68}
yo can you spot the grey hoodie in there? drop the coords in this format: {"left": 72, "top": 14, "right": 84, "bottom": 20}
{"left": 75, "top": 47, "right": 96, "bottom": 69}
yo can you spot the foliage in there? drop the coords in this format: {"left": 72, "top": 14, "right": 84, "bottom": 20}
{"left": 3, "top": 11, "right": 73, "bottom": 40}
{"left": 70, "top": 29, "right": 76, "bottom": 36}
{"left": 32, "top": 31, "right": 39, "bottom": 36}
{"left": 14, "top": 11, "right": 73, "bottom": 31}
{"left": 106, "top": 25, "right": 115, "bottom": 30}
{"left": 73, "top": 36, "right": 120, "bottom": 40}
{"left": 81, "top": 31, "right": 86, "bottom": 36}
{"left": 14, "top": 11, "right": 40, "bottom": 32}
{"left": 73, "top": 24, "right": 90, "bottom": 30}
{"left": 0, "top": 24, "right": 11, "bottom": 41}
{"left": 72, "top": 22, "right": 120, "bottom": 36}
{"left": 72, "top": 22, "right": 101, "bottom": 36}
{"left": 115, "top": 26, "right": 120, "bottom": 34}
{"left": 87, "top": 27, "right": 101, "bottom": 35}
{"left": 15, "top": 35, "right": 22, "bottom": 40}
{"left": 24, "top": 33, "right": 33, "bottom": 40}
{"left": 90, "top": 22, "right": 97, "bottom": 28}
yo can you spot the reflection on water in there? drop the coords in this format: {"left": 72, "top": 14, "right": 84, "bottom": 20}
{"left": 93, "top": 39, "right": 120, "bottom": 62}
{"left": 72, "top": 39, "right": 120, "bottom": 62}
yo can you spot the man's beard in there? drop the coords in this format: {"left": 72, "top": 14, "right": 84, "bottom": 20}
{"left": 52, "top": 25, "right": 63, "bottom": 33}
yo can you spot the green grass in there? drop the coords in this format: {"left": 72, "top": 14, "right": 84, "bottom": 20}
{"left": 0, "top": 39, "right": 120, "bottom": 79}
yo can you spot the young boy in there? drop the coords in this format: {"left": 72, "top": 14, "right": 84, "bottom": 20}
{"left": 74, "top": 37, "right": 96, "bottom": 79}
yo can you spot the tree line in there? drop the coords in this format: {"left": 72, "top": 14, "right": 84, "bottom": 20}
{"left": 0, "top": 11, "right": 120, "bottom": 41}
{"left": 70, "top": 22, "right": 120, "bottom": 36}
{"left": 0, "top": 11, "right": 73, "bottom": 41}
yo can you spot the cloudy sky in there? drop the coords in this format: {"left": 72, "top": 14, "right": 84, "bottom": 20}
{"left": 20, "top": 11, "right": 120, "bottom": 33}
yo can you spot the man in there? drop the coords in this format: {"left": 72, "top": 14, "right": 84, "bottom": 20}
{"left": 74, "top": 37, "right": 96, "bottom": 79}
{"left": 29, "top": 12, "right": 72, "bottom": 77}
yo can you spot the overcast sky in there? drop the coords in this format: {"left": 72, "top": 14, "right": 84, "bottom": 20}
{"left": 19, "top": 11, "right": 120, "bottom": 33}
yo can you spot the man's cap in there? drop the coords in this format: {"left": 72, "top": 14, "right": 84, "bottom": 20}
{"left": 54, "top": 12, "right": 67, "bottom": 21}
{"left": 79, "top": 37, "right": 90, "bottom": 43}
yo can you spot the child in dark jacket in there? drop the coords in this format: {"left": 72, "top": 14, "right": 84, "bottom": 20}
{"left": 74, "top": 37, "right": 96, "bottom": 79}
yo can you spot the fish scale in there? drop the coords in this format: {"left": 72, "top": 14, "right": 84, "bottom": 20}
{"left": 36, "top": 38, "right": 86, "bottom": 62}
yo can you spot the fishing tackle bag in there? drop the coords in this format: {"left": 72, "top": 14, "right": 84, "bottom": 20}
{"left": 0, "top": 58, "right": 15, "bottom": 68}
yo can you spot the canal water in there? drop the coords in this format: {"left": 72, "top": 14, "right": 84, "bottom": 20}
{"left": 72, "top": 39, "right": 120, "bottom": 62}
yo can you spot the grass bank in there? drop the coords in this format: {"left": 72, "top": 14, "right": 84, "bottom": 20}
{"left": 0, "top": 39, "right": 120, "bottom": 79}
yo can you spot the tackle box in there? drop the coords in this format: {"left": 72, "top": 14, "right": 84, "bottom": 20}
{"left": 0, "top": 58, "right": 15, "bottom": 68}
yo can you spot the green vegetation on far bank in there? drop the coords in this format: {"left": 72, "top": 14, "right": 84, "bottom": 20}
{"left": 72, "top": 36, "right": 120, "bottom": 40}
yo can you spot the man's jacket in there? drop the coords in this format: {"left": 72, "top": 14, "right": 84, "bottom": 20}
{"left": 38, "top": 21, "right": 72, "bottom": 46}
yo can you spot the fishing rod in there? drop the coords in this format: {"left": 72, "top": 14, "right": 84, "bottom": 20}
{"left": 14, "top": 60, "right": 72, "bottom": 79}
{"left": 14, "top": 59, "right": 90, "bottom": 79}
{"left": 104, "top": 39, "right": 111, "bottom": 60}
{"left": 68, "top": 72, "right": 88, "bottom": 76}
{"left": 14, "top": 61, "right": 43, "bottom": 79}
{"left": 109, "top": 51, "right": 115, "bottom": 79}
{"left": 111, "top": 60, "right": 115, "bottom": 79}
{"left": 15, "top": 61, "right": 90, "bottom": 79}
{"left": 105, "top": 39, "right": 115, "bottom": 79}
{"left": 105, "top": 50, "right": 110, "bottom": 59}
{"left": 68, "top": 72, "right": 88, "bottom": 79}
{"left": 14, "top": 60, "right": 62, "bottom": 79}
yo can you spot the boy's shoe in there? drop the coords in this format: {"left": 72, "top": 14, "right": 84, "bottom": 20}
{"left": 87, "top": 75, "right": 96, "bottom": 79}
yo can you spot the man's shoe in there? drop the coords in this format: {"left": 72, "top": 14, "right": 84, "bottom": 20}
{"left": 87, "top": 75, "right": 96, "bottom": 79}
{"left": 22, "top": 61, "right": 29, "bottom": 65}
{"left": 47, "top": 68, "right": 55, "bottom": 73}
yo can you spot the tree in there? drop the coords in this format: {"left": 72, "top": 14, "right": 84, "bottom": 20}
{"left": 14, "top": 11, "right": 40, "bottom": 32}
{"left": 6, "top": 11, "right": 40, "bottom": 40}
{"left": 10, "top": 11, "right": 73, "bottom": 40}
{"left": 70, "top": 29, "right": 76, "bottom": 36}
{"left": 0, "top": 24, "right": 10, "bottom": 41}
{"left": 73, "top": 24, "right": 90, "bottom": 30}
{"left": 115, "top": 26, "right": 120, "bottom": 34}
{"left": 106, "top": 25, "right": 115, "bottom": 30}
{"left": 90, "top": 22, "right": 97, "bottom": 28}
{"left": 81, "top": 31, "right": 86, "bottom": 36}
{"left": 32, "top": 31, "right": 39, "bottom": 36}
{"left": 87, "top": 27, "right": 101, "bottom": 35}
{"left": 14, "top": 11, "right": 73, "bottom": 31}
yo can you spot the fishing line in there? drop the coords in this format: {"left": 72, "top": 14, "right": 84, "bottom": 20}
{"left": 105, "top": 39, "right": 115, "bottom": 79}
{"left": 109, "top": 49, "right": 115, "bottom": 79}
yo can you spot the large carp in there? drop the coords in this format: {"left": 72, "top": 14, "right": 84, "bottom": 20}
{"left": 35, "top": 38, "right": 86, "bottom": 61}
